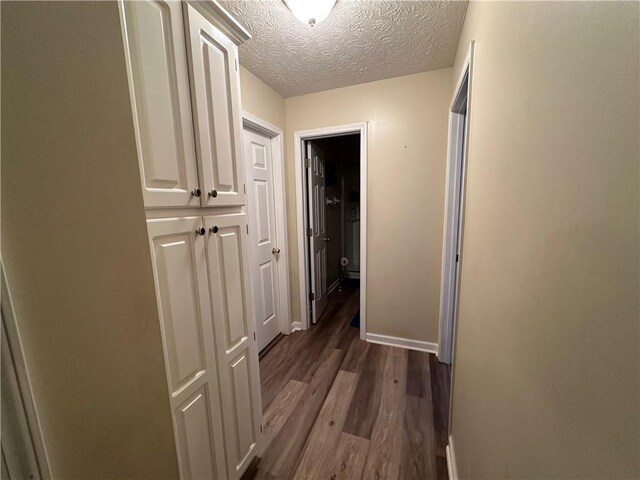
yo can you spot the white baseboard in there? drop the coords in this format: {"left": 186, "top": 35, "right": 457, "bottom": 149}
{"left": 290, "top": 321, "right": 302, "bottom": 333}
{"left": 446, "top": 435, "right": 458, "bottom": 480}
{"left": 327, "top": 279, "right": 340, "bottom": 295}
{"left": 365, "top": 333, "right": 438, "bottom": 354}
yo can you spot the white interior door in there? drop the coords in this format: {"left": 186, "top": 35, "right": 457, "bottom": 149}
{"left": 184, "top": 3, "right": 245, "bottom": 207}
{"left": 146, "top": 216, "right": 227, "bottom": 480}
{"left": 243, "top": 128, "right": 281, "bottom": 351}
{"left": 307, "top": 141, "right": 328, "bottom": 323}
{"left": 204, "top": 213, "right": 261, "bottom": 479}
{"left": 120, "top": 0, "right": 201, "bottom": 208}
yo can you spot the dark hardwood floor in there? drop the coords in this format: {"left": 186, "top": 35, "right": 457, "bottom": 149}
{"left": 243, "top": 287, "right": 451, "bottom": 480}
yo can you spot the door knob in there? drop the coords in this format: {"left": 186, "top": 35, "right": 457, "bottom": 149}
{"left": 208, "top": 189, "right": 218, "bottom": 198}
{"left": 195, "top": 227, "right": 206, "bottom": 236}
{"left": 272, "top": 247, "right": 281, "bottom": 255}
{"left": 191, "top": 187, "right": 201, "bottom": 197}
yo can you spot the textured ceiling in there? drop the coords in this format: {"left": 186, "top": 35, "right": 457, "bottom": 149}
{"left": 219, "top": 0, "right": 468, "bottom": 97}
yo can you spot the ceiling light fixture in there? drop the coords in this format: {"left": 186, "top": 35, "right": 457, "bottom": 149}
{"left": 283, "top": 0, "right": 337, "bottom": 26}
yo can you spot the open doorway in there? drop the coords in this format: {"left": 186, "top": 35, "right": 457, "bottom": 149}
{"left": 305, "top": 134, "right": 361, "bottom": 323}
{"left": 294, "top": 123, "right": 367, "bottom": 338}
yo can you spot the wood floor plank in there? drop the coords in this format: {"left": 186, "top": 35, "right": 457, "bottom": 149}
{"left": 333, "top": 293, "right": 360, "bottom": 351}
{"left": 436, "top": 453, "right": 449, "bottom": 480}
{"left": 259, "top": 288, "right": 355, "bottom": 408}
{"left": 329, "top": 432, "right": 370, "bottom": 480}
{"left": 342, "top": 343, "right": 388, "bottom": 439}
{"left": 240, "top": 457, "right": 275, "bottom": 480}
{"left": 291, "top": 290, "right": 360, "bottom": 382}
{"left": 362, "top": 347, "right": 408, "bottom": 480}
{"left": 400, "top": 395, "right": 438, "bottom": 480}
{"left": 252, "top": 288, "right": 451, "bottom": 480}
{"left": 260, "top": 330, "right": 308, "bottom": 410}
{"left": 259, "top": 291, "right": 352, "bottom": 406}
{"left": 259, "top": 334, "right": 285, "bottom": 360}
{"left": 288, "top": 290, "right": 356, "bottom": 383}
{"left": 406, "top": 349, "right": 432, "bottom": 399}
{"left": 335, "top": 323, "right": 359, "bottom": 351}
{"left": 289, "top": 331, "right": 338, "bottom": 383}
{"left": 292, "top": 371, "right": 359, "bottom": 480}
{"left": 257, "top": 348, "right": 346, "bottom": 479}
{"left": 429, "top": 354, "right": 451, "bottom": 457}
{"left": 340, "top": 334, "right": 370, "bottom": 374}
{"left": 260, "top": 380, "right": 308, "bottom": 455}
{"left": 311, "top": 292, "right": 360, "bottom": 374}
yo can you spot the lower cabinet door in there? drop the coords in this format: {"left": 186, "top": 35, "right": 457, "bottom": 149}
{"left": 146, "top": 216, "right": 227, "bottom": 480}
{"left": 204, "top": 212, "right": 262, "bottom": 479}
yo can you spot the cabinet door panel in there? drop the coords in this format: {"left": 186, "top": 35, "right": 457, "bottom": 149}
{"left": 121, "top": 0, "right": 199, "bottom": 208}
{"left": 217, "top": 225, "right": 247, "bottom": 348}
{"left": 147, "top": 217, "right": 226, "bottom": 479}
{"left": 229, "top": 353, "right": 255, "bottom": 462}
{"left": 185, "top": 4, "right": 245, "bottom": 207}
{"left": 204, "top": 213, "right": 261, "bottom": 479}
{"left": 175, "top": 388, "right": 217, "bottom": 480}
{"left": 152, "top": 231, "right": 206, "bottom": 392}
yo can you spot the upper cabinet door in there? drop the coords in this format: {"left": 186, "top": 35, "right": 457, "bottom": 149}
{"left": 120, "top": 0, "right": 200, "bottom": 208}
{"left": 184, "top": 4, "right": 246, "bottom": 207}
{"left": 204, "top": 213, "right": 261, "bottom": 479}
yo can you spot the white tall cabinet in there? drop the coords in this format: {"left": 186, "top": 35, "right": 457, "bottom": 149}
{"left": 119, "top": 2, "right": 261, "bottom": 479}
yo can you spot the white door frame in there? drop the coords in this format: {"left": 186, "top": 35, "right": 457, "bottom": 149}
{"left": 438, "top": 42, "right": 474, "bottom": 365}
{"left": 1, "top": 261, "right": 52, "bottom": 479}
{"left": 242, "top": 111, "right": 292, "bottom": 337}
{"left": 294, "top": 122, "right": 368, "bottom": 340}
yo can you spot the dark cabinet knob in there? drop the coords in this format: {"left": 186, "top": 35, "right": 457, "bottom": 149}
{"left": 208, "top": 189, "right": 218, "bottom": 198}
{"left": 196, "top": 227, "right": 206, "bottom": 236}
{"left": 210, "top": 226, "right": 219, "bottom": 234}
{"left": 191, "top": 187, "right": 202, "bottom": 197}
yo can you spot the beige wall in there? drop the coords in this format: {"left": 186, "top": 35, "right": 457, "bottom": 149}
{"left": 449, "top": 1, "right": 639, "bottom": 478}
{"left": 1, "top": 2, "right": 178, "bottom": 478}
{"left": 240, "top": 66, "right": 286, "bottom": 131}
{"left": 284, "top": 70, "right": 452, "bottom": 342}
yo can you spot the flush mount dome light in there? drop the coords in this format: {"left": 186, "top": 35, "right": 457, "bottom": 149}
{"left": 283, "top": 0, "right": 337, "bottom": 26}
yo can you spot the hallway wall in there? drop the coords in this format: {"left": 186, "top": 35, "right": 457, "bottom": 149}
{"left": 448, "top": 2, "right": 640, "bottom": 478}
{"left": 284, "top": 70, "right": 453, "bottom": 343}
{"left": 240, "top": 66, "right": 286, "bottom": 131}
{"left": 1, "top": 2, "right": 178, "bottom": 478}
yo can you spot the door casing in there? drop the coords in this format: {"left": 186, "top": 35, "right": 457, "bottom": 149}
{"left": 438, "top": 41, "right": 474, "bottom": 366}
{"left": 293, "top": 123, "right": 368, "bottom": 339}
{"left": 1, "top": 262, "right": 52, "bottom": 479}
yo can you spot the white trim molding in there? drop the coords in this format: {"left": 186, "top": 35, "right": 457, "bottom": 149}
{"left": 290, "top": 321, "right": 302, "bottom": 333}
{"left": 327, "top": 278, "right": 340, "bottom": 296}
{"left": 294, "top": 122, "right": 368, "bottom": 340}
{"left": 438, "top": 41, "right": 474, "bottom": 365}
{"left": 1, "top": 261, "right": 52, "bottom": 479}
{"left": 242, "top": 111, "right": 292, "bottom": 336}
{"left": 186, "top": 0, "right": 251, "bottom": 45}
{"left": 365, "top": 333, "right": 438, "bottom": 355}
{"left": 446, "top": 435, "right": 458, "bottom": 480}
